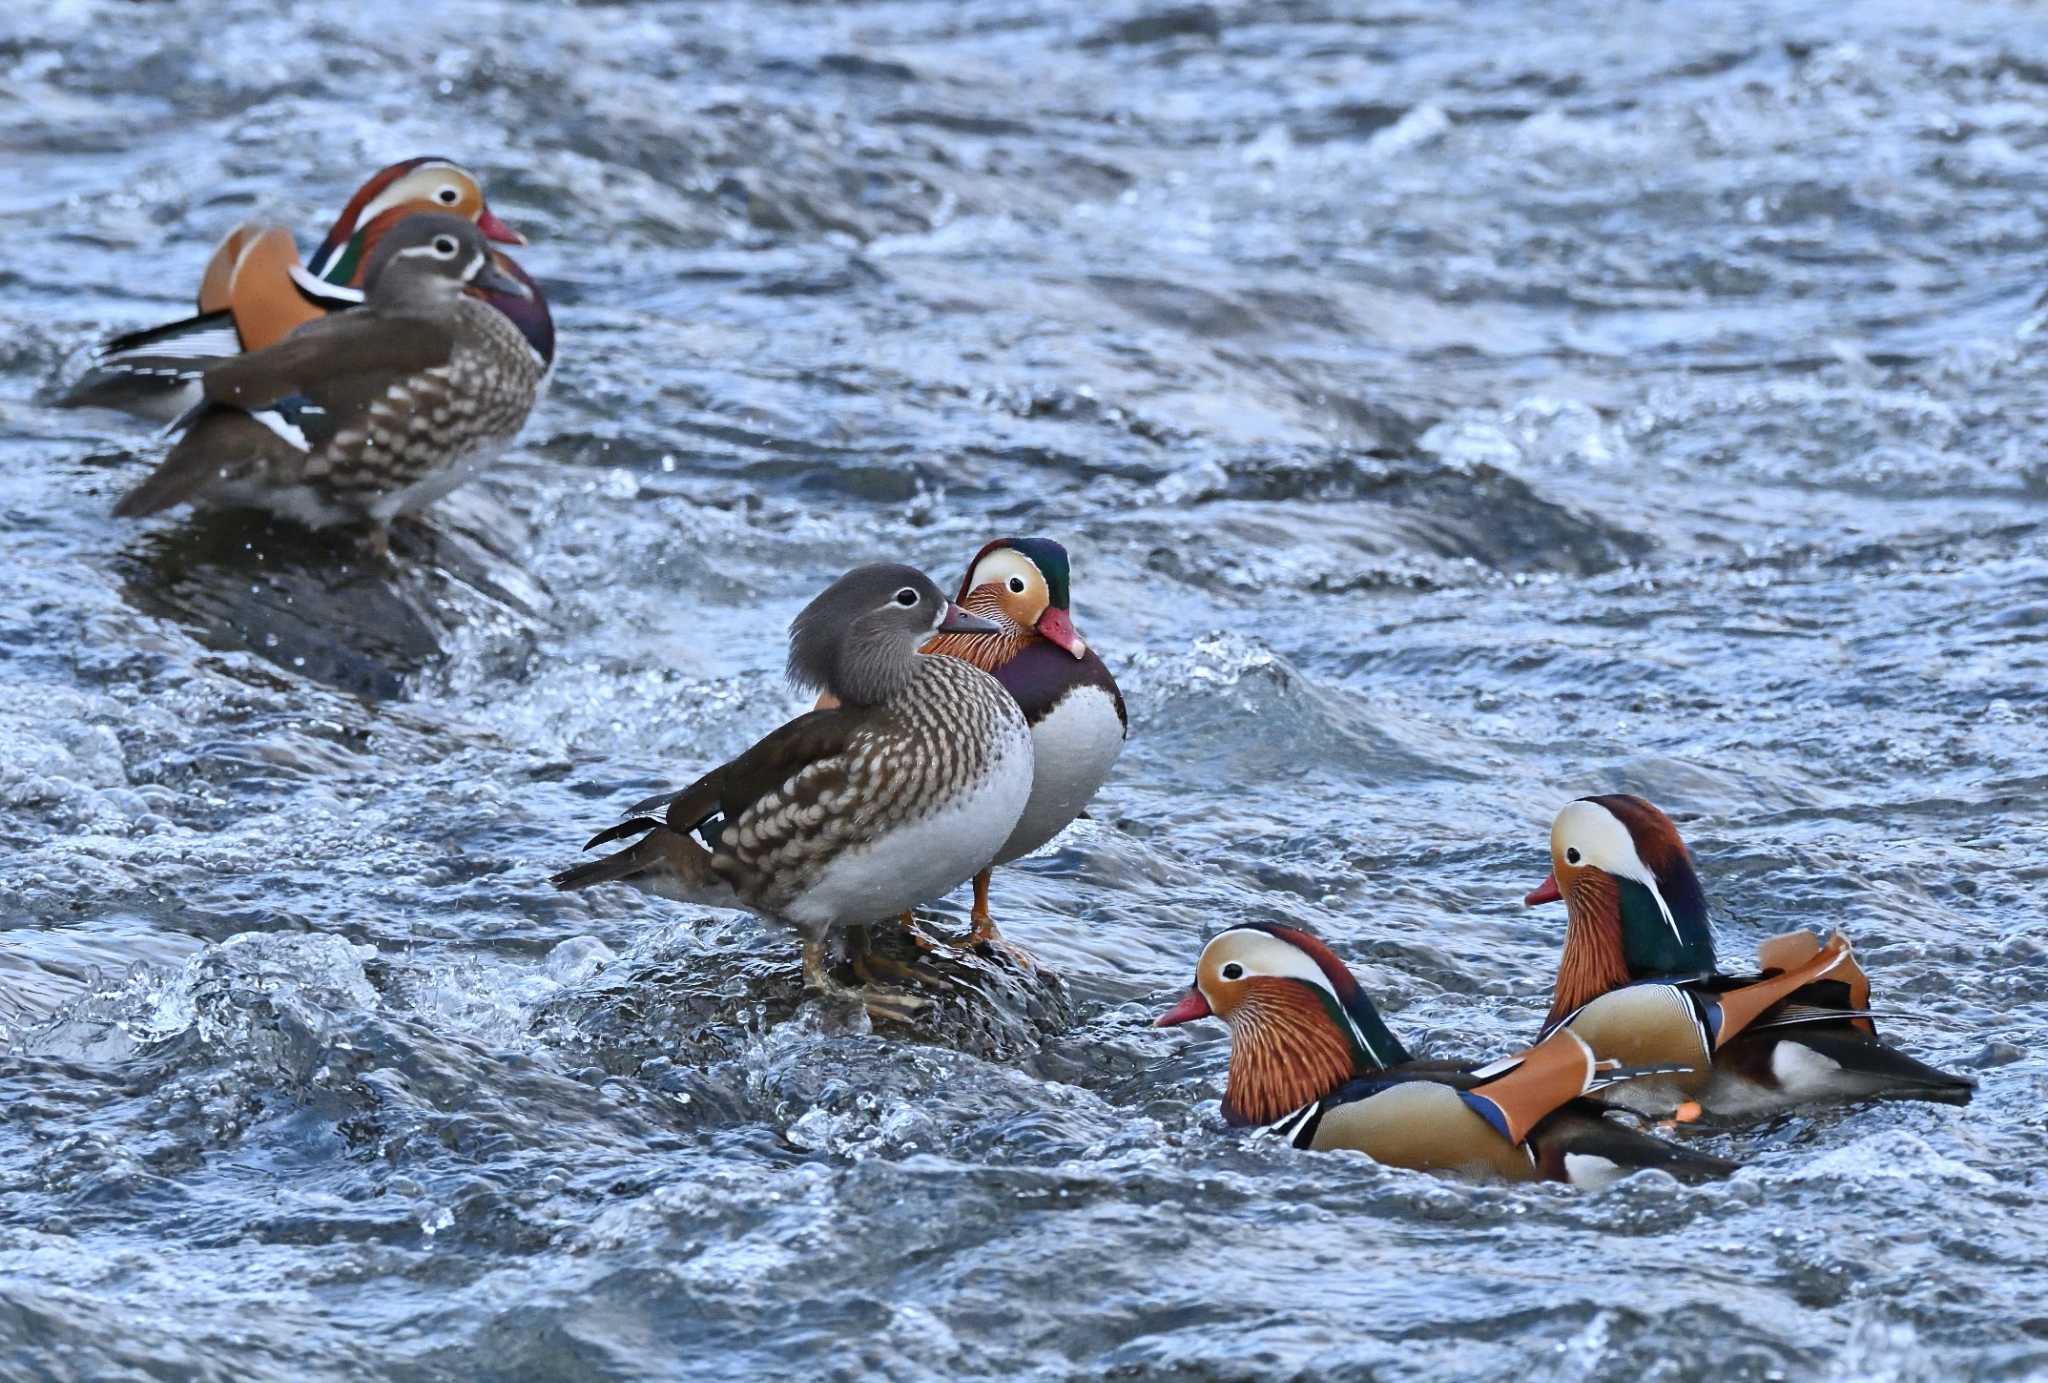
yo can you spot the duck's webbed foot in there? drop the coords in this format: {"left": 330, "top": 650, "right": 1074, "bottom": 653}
{"left": 804, "top": 931, "right": 932, "bottom": 1026}
{"left": 895, "top": 872, "right": 1039, "bottom": 972}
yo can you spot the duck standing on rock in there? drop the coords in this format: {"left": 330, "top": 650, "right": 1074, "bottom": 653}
{"left": 1156, "top": 924, "right": 1737, "bottom": 1187}
{"left": 63, "top": 156, "right": 548, "bottom": 422}
{"left": 109, "top": 215, "right": 546, "bottom": 553}
{"left": 1524, "top": 794, "right": 1976, "bottom": 1121}
{"left": 553, "top": 564, "right": 1035, "bottom": 1023}
{"left": 914, "top": 538, "right": 1126, "bottom": 964}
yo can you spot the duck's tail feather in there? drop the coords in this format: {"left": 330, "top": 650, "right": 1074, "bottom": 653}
{"left": 110, "top": 410, "right": 278, "bottom": 518}
{"left": 551, "top": 818, "right": 724, "bottom": 901}
{"left": 1774, "top": 1026, "right": 1976, "bottom": 1107}
{"left": 59, "top": 310, "right": 242, "bottom": 420}
{"left": 1530, "top": 1109, "right": 1740, "bottom": 1186}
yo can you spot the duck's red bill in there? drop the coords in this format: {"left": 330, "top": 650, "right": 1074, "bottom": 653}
{"left": 1036, "top": 606, "right": 1086, "bottom": 659}
{"left": 477, "top": 207, "right": 527, "bottom": 246}
{"left": 1524, "top": 874, "right": 1562, "bottom": 906}
{"left": 1154, "top": 990, "right": 1212, "bottom": 1027}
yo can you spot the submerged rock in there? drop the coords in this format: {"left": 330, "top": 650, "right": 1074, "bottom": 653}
{"left": 110, "top": 494, "right": 548, "bottom": 700}
{"left": 534, "top": 911, "right": 1071, "bottom": 1072}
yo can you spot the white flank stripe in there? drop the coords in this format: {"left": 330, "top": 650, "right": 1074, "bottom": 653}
{"left": 1563, "top": 1153, "right": 1624, "bottom": 1189}
{"left": 1770, "top": 1040, "right": 1844, "bottom": 1093}
{"left": 1466, "top": 1053, "right": 1525, "bottom": 1081}
{"left": 250, "top": 409, "right": 311, "bottom": 451}
{"left": 1258, "top": 1101, "right": 1322, "bottom": 1148}
{"left": 289, "top": 263, "right": 363, "bottom": 304}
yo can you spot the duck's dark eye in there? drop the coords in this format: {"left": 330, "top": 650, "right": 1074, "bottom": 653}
{"left": 433, "top": 235, "right": 458, "bottom": 256}
{"left": 1220, "top": 962, "right": 1244, "bottom": 981}
{"left": 1566, "top": 847, "right": 1582, "bottom": 865}
{"left": 1007, "top": 576, "right": 1027, "bottom": 594}
{"left": 437, "top": 185, "right": 460, "bottom": 205}
{"left": 893, "top": 588, "right": 919, "bottom": 607}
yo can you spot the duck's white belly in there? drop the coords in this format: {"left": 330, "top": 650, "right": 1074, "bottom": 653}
{"left": 997, "top": 685, "right": 1125, "bottom": 864}
{"left": 208, "top": 478, "right": 356, "bottom": 529}
{"left": 787, "top": 723, "right": 1034, "bottom": 929}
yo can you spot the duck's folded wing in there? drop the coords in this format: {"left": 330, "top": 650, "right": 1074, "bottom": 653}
{"left": 1461, "top": 1029, "right": 1611, "bottom": 1147}
{"left": 554, "top": 709, "right": 864, "bottom": 894}
{"left": 1741, "top": 1024, "right": 1975, "bottom": 1106}
{"left": 1753, "top": 927, "right": 1875, "bottom": 1034}
{"left": 580, "top": 709, "right": 867, "bottom": 846}
{"left": 671, "top": 708, "right": 864, "bottom": 833}
{"left": 111, "top": 407, "right": 315, "bottom": 518}
{"left": 1524, "top": 1107, "right": 1739, "bottom": 1185}
{"left": 1705, "top": 931, "right": 1851, "bottom": 1049}
{"left": 201, "top": 311, "right": 454, "bottom": 413}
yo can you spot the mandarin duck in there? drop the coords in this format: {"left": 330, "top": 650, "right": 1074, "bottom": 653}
{"left": 110, "top": 215, "right": 545, "bottom": 548}
{"left": 553, "top": 564, "right": 1036, "bottom": 1022}
{"left": 1155, "top": 925, "right": 1736, "bottom": 1187}
{"left": 63, "top": 157, "right": 548, "bottom": 421}
{"left": 915, "top": 538, "right": 1126, "bottom": 960}
{"left": 1524, "top": 794, "right": 1975, "bottom": 1121}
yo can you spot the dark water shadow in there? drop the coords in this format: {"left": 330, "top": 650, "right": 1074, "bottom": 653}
{"left": 111, "top": 503, "right": 551, "bottom": 701}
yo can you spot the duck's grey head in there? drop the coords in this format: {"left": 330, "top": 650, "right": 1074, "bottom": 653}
{"left": 787, "top": 563, "right": 1001, "bottom": 706}
{"left": 362, "top": 213, "right": 526, "bottom": 308}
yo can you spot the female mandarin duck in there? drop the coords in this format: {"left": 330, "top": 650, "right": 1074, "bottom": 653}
{"left": 553, "top": 564, "right": 1034, "bottom": 1022}
{"left": 1524, "top": 794, "right": 1974, "bottom": 1120}
{"left": 64, "top": 157, "right": 549, "bottom": 421}
{"left": 918, "top": 538, "right": 1126, "bottom": 959}
{"left": 1156, "top": 925, "right": 1736, "bottom": 1187}
{"left": 111, "top": 216, "right": 545, "bottom": 547}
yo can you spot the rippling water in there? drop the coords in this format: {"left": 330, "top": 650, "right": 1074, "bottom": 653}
{"left": 4, "top": 1, "right": 2046, "bottom": 1378}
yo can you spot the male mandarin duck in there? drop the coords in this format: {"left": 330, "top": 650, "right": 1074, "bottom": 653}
{"left": 111, "top": 215, "right": 545, "bottom": 548}
{"left": 917, "top": 538, "right": 1126, "bottom": 958}
{"left": 64, "top": 157, "right": 549, "bottom": 421}
{"left": 553, "top": 564, "right": 1034, "bottom": 1022}
{"left": 1524, "top": 794, "right": 1975, "bottom": 1120}
{"left": 1155, "top": 925, "right": 1736, "bottom": 1187}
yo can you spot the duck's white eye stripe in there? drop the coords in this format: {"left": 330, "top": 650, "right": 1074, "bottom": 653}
{"left": 1207, "top": 929, "right": 1382, "bottom": 1060}
{"left": 969, "top": 549, "right": 1040, "bottom": 595}
{"left": 1555, "top": 801, "right": 1680, "bottom": 941}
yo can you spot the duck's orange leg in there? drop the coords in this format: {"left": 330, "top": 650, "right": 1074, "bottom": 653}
{"left": 965, "top": 869, "right": 1037, "bottom": 972}
{"left": 895, "top": 872, "right": 1037, "bottom": 971}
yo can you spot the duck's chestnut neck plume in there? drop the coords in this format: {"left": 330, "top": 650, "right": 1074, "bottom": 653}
{"left": 1220, "top": 981, "right": 1365, "bottom": 1126}
{"left": 1547, "top": 868, "right": 1638, "bottom": 1031}
{"left": 1209, "top": 923, "right": 1413, "bottom": 1126}
{"left": 923, "top": 581, "right": 1031, "bottom": 672}
{"left": 1539, "top": 795, "right": 1719, "bottom": 1029}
